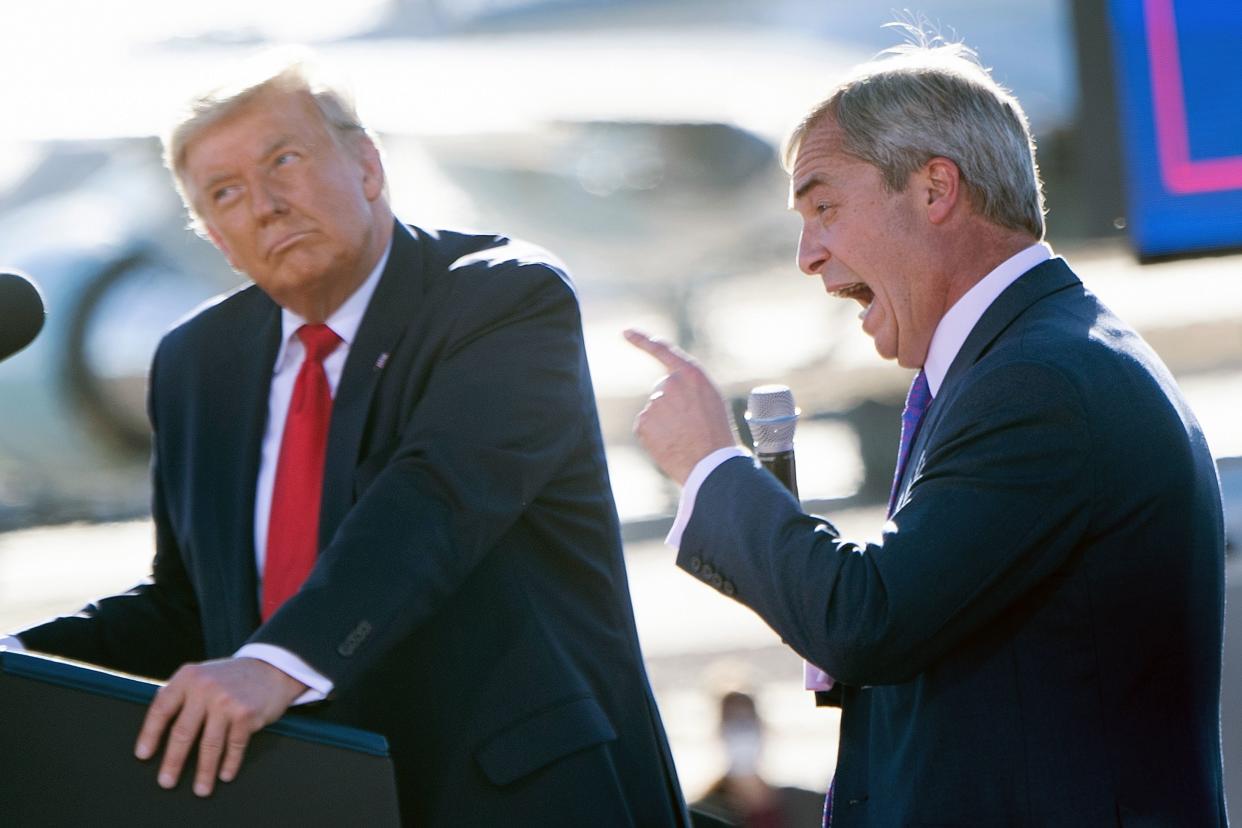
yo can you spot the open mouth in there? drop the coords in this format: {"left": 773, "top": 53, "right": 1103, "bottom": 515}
{"left": 831, "top": 281, "right": 874, "bottom": 306}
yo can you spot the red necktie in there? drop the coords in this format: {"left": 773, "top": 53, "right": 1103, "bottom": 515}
{"left": 262, "top": 324, "right": 341, "bottom": 621}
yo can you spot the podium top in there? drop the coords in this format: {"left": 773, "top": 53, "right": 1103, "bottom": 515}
{"left": 0, "top": 649, "right": 389, "bottom": 756}
{"left": 0, "top": 648, "right": 401, "bottom": 827}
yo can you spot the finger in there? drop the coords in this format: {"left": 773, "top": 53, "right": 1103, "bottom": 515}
{"left": 157, "top": 699, "right": 206, "bottom": 790}
{"left": 218, "top": 723, "right": 255, "bottom": 785}
{"left": 633, "top": 405, "right": 651, "bottom": 435}
{"left": 192, "top": 712, "right": 229, "bottom": 797}
{"left": 623, "top": 329, "right": 696, "bottom": 371}
{"left": 135, "top": 682, "right": 184, "bottom": 761}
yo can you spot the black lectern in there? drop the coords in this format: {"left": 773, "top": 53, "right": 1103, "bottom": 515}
{"left": 0, "top": 650, "right": 401, "bottom": 826}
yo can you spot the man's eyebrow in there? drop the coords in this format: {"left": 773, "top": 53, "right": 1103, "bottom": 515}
{"left": 793, "top": 174, "right": 827, "bottom": 202}
{"left": 260, "top": 134, "right": 297, "bottom": 160}
{"left": 200, "top": 170, "right": 235, "bottom": 194}
{"left": 196, "top": 135, "right": 298, "bottom": 194}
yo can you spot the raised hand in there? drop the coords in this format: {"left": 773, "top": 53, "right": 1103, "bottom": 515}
{"left": 624, "top": 329, "right": 736, "bottom": 485}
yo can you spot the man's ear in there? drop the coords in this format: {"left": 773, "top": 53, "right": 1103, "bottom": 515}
{"left": 356, "top": 136, "right": 385, "bottom": 202}
{"left": 923, "top": 156, "right": 962, "bottom": 225}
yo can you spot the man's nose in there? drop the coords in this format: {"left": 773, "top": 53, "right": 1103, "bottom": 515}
{"left": 250, "top": 180, "right": 287, "bottom": 220}
{"left": 797, "top": 227, "right": 828, "bottom": 275}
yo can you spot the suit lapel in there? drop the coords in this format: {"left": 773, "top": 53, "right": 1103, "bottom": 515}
{"left": 897, "top": 258, "right": 1080, "bottom": 500}
{"left": 206, "top": 293, "right": 281, "bottom": 643}
{"left": 319, "top": 222, "right": 427, "bottom": 547}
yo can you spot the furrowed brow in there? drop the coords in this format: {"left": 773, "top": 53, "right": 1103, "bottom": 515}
{"left": 793, "top": 174, "right": 827, "bottom": 203}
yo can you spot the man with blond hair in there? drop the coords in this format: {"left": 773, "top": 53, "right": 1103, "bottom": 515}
{"left": 9, "top": 58, "right": 687, "bottom": 826}
{"left": 628, "top": 36, "right": 1227, "bottom": 826}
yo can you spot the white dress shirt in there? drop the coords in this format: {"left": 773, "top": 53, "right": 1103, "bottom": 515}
{"left": 2, "top": 242, "right": 392, "bottom": 706}
{"left": 660, "top": 242, "right": 1053, "bottom": 690}
{"left": 237, "top": 241, "right": 390, "bottom": 703}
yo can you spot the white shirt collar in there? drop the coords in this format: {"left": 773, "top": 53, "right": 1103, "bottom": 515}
{"left": 922, "top": 242, "right": 1053, "bottom": 396}
{"left": 272, "top": 240, "right": 392, "bottom": 372}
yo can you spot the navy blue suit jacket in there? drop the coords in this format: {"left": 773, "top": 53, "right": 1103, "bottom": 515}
{"left": 679, "top": 259, "right": 1227, "bottom": 826}
{"left": 21, "top": 222, "right": 687, "bottom": 826}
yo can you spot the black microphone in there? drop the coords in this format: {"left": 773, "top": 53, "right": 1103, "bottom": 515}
{"left": 0, "top": 271, "right": 45, "bottom": 363}
{"left": 746, "top": 384, "right": 799, "bottom": 498}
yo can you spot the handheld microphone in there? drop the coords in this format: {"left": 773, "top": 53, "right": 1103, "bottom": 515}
{"left": 750, "top": 385, "right": 838, "bottom": 704}
{"left": 746, "top": 384, "right": 799, "bottom": 498}
{"left": 0, "top": 271, "right": 45, "bottom": 363}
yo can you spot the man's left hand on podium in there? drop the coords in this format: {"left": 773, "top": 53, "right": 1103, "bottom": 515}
{"left": 133, "top": 656, "right": 308, "bottom": 797}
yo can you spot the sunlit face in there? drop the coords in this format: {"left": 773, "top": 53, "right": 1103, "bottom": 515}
{"left": 182, "top": 88, "right": 385, "bottom": 321}
{"left": 790, "top": 118, "right": 946, "bottom": 368}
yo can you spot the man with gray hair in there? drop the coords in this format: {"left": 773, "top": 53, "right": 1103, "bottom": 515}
{"left": 627, "top": 36, "right": 1227, "bottom": 826}
{"left": 9, "top": 57, "right": 688, "bottom": 825}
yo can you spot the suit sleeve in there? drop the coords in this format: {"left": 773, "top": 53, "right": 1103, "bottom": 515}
{"left": 679, "top": 359, "right": 1093, "bottom": 686}
{"left": 250, "top": 262, "right": 591, "bottom": 690}
{"left": 14, "top": 342, "right": 206, "bottom": 679}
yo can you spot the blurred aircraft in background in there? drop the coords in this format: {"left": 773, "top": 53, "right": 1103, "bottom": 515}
{"left": 0, "top": 116, "right": 792, "bottom": 526}
{"left": 12, "top": 0, "right": 1240, "bottom": 538}
{"left": 0, "top": 139, "right": 234, "bottom": 524}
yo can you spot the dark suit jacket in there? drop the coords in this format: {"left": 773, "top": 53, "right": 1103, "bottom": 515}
{"left": 678, "top": 259, "right": 1227, "bottom": 826}
{"left": 20, "top": 222, "right": 688, "bottom": 827}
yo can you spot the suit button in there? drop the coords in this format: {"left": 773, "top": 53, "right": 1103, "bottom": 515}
{"left": 700, "top": 564, "right": 715, "bottom": 579}
{"left": 722, "top": 580, "right": 736, "bottom": 597}
{"left": 337, "top": 620, "right": 373, "bottom": 657}
{"left": 710, "top": 573, "right": 724, "bottom": 590}
{"left": 688, "top": 556, "right": 703, "bottom": 573}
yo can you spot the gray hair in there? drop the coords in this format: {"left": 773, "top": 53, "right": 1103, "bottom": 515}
{"left": 783, "top": 35, "right": 1045, "bottom": 239}
{"left": 163, "top": 51, "right": 382, "bottom": 233}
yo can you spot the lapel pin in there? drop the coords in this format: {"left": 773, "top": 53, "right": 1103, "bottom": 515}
{"left": 374, "top": 352, "right": 390, "bottom": 370}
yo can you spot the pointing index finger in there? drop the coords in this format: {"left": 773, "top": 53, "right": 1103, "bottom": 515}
{"left": 623, "top": 329, "right": 695, "bottom": 372}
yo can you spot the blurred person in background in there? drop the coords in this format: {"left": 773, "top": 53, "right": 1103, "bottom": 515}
{"left": 627, "top": 30, "right": 1227, "bottom": 827}
{"left": 3, "top": 55, "right": 687, "bottom": 826}
{"left": 693, "top": 690, "right": 825, "bottom": 827}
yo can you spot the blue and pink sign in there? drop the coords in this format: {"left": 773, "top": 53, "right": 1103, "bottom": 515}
{"left": 1109, "top": 0, "right": 1242, "bottom": 256}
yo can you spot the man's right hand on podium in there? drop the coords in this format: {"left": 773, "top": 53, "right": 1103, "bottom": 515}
{"left": 134, "top": 656, "right": 308, "bottom": 797}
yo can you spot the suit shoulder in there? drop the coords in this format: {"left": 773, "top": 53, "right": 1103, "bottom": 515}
{"left": 413, "top": 226, "right": 576, "bottom": 297}
{"left": 157, "top": 282, "right": 271, "bottom": 359}
{"left": 985, "top": 284, "right": 1147, "bottom": 377}
{"left": 970, "top": 285, "right": 1188, "bottom": 431}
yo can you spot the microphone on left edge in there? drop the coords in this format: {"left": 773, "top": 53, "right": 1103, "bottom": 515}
{"left": 0, "top": 270, "right": 46, "bottom": 363}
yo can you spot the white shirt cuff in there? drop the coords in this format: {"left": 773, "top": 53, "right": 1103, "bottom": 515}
{"left": 3, "top": 637, "right": 332, "bottom": 704}
{"left": 235, "top": 643, "right": 334, "bottom": 705}
{"left": 664, "top": 446, "right": 750, "bottom": 550}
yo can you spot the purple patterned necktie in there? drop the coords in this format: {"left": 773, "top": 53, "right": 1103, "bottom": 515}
{"left": 887, "top": 369, "right": 932, "bottom": 516}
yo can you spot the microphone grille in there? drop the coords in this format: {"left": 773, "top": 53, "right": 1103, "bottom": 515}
{"left": 746, "top": 384, "right": 798, "bottom": 454}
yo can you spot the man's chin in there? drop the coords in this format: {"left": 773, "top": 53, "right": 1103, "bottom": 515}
{"left": 870, "top": 338, "right": 899, "bottom": 364}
